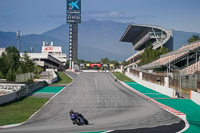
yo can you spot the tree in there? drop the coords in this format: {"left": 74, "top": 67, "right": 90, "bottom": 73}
{"left": 16, "top": 65, "right": 23, "bottom": 74}
{"left": 0, "top": 71, "right": 4, "bottom": 79}
{"left": 187, "top": 34, "right": 200, "bottom": 43}
{"left": 121, "top": 60, "right": 129, "bottom": 66}
{"left": 101, "top": 57, "right": 110, "bottom": 64}
{"left": 1, "top": 46, "right": 20, "bottom": 81}
{"left": 23, "top": 51, "right": 35, "bottom": 73}
{"left": 138, "top": 46, "right": 169, "bottom": 66}
{"left": 6, "top": 67, "right": 16, "bottom": 81}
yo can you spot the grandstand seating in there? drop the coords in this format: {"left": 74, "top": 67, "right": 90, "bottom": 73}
{"left": 182, "top": 61, "right": 200, "bottom": 75}
{"left": 152, "top": 51, "right": 188, "bottom": 65}
{"left": 145, "top": 41, "right": 200, "bottom": 67}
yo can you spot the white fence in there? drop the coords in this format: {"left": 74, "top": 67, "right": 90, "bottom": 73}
{"left": 191, "top": 91, "right": 200, "bottom": 105}
{"left": 16, "top": 72, "right": 35, "bottom": 82}
{"left": 125, "top": 71, "right": 175, "bottom": 98}
{"left": 34, "top": 69, "right": 57, "bottom": 84}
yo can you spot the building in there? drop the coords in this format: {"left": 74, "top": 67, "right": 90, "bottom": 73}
{"left": 1, "top": 42, "right": 66, "bottom": 71}
{"left": 0, "top": 48, "right": 5, "bottom": 56}
{"left": 120, "top": 24, "right": 173, "bottom": 68}
{"left": 41, "top": 41, "right": 67, "bottom": 65}
{"left": 20, "top": 41, "right": 67, "bottom": 71}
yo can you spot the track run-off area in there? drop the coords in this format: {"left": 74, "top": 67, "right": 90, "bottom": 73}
{"left": 0, "top": 72, "right": 185, "bottom": 133}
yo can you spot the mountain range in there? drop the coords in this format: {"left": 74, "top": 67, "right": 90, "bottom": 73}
{"left": 0, "top": 19, "right": 200, "bottom": 61}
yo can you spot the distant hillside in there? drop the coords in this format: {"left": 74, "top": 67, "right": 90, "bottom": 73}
{"left": 0, "top": 31, "right": 66, "bottom": 53}
{"left": 173, "top": 30, "right": 200, "bottom": 50}
{"left": 1, "top": 20, "right": 200, "bottom": 61}
{"left": 42, "top": 20, "right": 133, "bottom": 61}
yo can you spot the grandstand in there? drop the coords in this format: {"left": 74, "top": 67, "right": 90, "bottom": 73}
{"left": 120, "top": 24, "right": 173, "bottom": 68}
{"left": 20, "top": 53, "right": 65, "bottom": 71}
{"left": 142, "top": 40, "right": 200, "bottom": 75}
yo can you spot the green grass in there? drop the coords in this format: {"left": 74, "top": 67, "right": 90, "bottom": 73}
{"left": 112, "top": 72, "right": 134, "bottom": 82}
{"left": 0, "top": 96, "right": 49, "bottom": 126}
{"left": 50, "top": 72, "right": 73, "bottom": 86}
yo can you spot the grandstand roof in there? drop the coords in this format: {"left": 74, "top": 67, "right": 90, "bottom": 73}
{"left": 120, "top": 24, "right": 173, "bottom": 51}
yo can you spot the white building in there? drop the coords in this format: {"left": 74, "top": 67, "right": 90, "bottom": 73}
{"left": 0, "top": 48, "right": 5, "bottom": 56}
{"left": 41, "top": 41, "right": 67, "bottom": 65}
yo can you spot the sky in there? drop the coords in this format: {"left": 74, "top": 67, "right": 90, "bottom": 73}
{"left": 0, "top": 0, "right": 200, "bottom": 35}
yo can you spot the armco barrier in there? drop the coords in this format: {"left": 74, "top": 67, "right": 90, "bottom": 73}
{"left": 125, "top": 72, "right": 175, "bottom": 98}
{"left": 0, "top": 81, "right": 46, "bottom": 105}
{"left": 190, "top": 90, "right": 200, "bottom": 105}
{"left": 0, "top": 92, "right": 16, "bottom": 105}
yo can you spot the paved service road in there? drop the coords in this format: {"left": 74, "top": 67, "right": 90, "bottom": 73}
{"left": 0, "top": 72, "right": 184, "bottom": 133}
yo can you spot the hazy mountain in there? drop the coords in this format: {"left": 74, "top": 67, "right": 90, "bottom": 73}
{"left": 42, "top": 20, "right": 133, "bottom": 61}
{"left": 0, "top": 31, "right": 66, "bottom": 53}
{"left": 1, "top": 20, "right": 200, "bottom": 61}
{"left": 173, "top": 30, "right": 200, "bottom": 50}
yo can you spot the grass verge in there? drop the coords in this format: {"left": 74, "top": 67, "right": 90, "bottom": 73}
{"left": 49, "top": 71, "right": 73, "bottom": 86}
{"left": 0, "top": 96, "right": 49, "bottom": 126}
{"left": 112, "top": 72, "right": 134, "bottom": 82}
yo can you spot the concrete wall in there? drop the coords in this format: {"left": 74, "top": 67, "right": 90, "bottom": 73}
{"left": 191, "top": 91, "right": 200, "bottom": 105}
{"left": 0, "top": 92, "right": 16, "bottom": 105}
{"left": 35, "top": 69, "right": 58, "bottom": 84}
{"left": 125, "top": 72, "right": 174, "bottom": 98}
{"left": 114, "top": 69, "right": 123, "bottom": 73}
{"left": 46, "top": 69, "right": 57, "bottom": 84}
{"left": 0, "top": 81, "right": 46, "bottom": 105}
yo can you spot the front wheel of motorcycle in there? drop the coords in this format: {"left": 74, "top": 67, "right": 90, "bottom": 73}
{"left": 84, "top": 119, "right": 89, "bottom": 125}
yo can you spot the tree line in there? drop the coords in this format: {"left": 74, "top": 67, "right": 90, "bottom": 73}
{"left": 0, "top": 46, "right": 37, "bottom": 81}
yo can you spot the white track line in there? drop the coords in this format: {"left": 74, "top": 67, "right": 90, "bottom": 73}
{"left": 102, "top": 130, "right": 114, "bottom": 133}
{"left": 84, "top": 76, "right": 100, "bottom": 103}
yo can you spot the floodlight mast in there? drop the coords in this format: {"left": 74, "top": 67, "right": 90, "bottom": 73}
{"left": 16, "top": 31, "right": 22, "bottom": 52}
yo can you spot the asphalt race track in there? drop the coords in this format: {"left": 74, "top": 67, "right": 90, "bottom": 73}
{"left": 0, "top": 72, "right": 184, "bottom": 133}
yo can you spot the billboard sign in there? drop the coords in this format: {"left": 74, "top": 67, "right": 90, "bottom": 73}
{"left": 67, "top": 0, "right": 81, "bottom": 14}
{"left": 90, "top": 64, "right": 101, "bottom": 67}
{"left": 67, "top": 0, "right": 81, "bottom": 23}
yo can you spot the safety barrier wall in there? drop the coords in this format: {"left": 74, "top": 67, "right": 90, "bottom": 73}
{"left": 46, "top": 69, "right": 57, "bottom": 84}
{"left": 0, "top": 92, "right": 16, "bottom": 105}
{"left": 191, "top": 91, "right": 200, "bottom": 105}
{"left": 114, "top": 69, "right": 123, "bottom": 73}
{"left": 0, "top": 81, "right": 46, "bottom": 105}
{"left": 125, "top": 71, "right": 174, "bottom": 98}
{"left": 142, "top": 72, "right": 165, "bottom": 86}
{"left": 16, "top": 81, "right": 46, "bottom": 98}
{"left": 16, "top": 72, "right": 35, "bottom": 82}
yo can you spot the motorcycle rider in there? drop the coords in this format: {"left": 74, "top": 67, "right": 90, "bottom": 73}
{"left": 69, "top": 110, "right": 89, "bottom": 125}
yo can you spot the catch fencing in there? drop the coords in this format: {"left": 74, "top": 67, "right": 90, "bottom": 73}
{"left": 16, "top": 72, "right": 35, "bottom": 82}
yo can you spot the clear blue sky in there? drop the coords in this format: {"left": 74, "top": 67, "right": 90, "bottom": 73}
{"left": 0, "top": 0, "right": 200, "bottom": 35}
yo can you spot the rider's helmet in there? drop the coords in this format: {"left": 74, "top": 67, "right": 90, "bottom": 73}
{"left": 69, "top": 109, "right": 74, "bottom": 115}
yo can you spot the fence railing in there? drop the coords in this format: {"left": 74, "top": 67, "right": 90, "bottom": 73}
{"left": 0, "top": 81, "right": 46, "bottom": 105}
{"left": 16, "top": 72, "right": 35, "bottom": 82}
{"left": 130, "top": 68, "right": 199, "bottom": 93}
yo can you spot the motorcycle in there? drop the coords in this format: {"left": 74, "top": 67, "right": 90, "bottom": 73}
{"left": 70, "top": 110, "right": 89, "bottom": 126}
